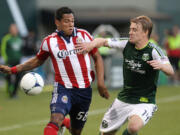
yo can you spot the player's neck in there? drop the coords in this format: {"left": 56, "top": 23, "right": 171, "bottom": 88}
{"left": 135, "top": 39, "right": 149, "bottom": 50}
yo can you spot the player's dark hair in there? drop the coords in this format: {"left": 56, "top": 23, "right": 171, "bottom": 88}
{"left": 55, "top": 7, "right": 74, "bottom": 20}
{"left": 131, "top": 15, "right": 153, "bottom": 39}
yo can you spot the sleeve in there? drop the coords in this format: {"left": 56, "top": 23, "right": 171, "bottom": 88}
{"left": 36, "top": 39, "right": 50, "bottom": 60}
{"left": 84, "top": 30, "right": 93, "bottom": 42}
{"left": 107, "top": 38, "right": 128, "bottom": 50}
{"left": 152, "top": 47, "right": 170, "bottom": 64}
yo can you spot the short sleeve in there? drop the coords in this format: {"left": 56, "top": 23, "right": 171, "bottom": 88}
{"left": 107, "top": 38, "right": 128, "bottom": 50}
{"left": 36, "top": 39, "right": 50, "bottom": 60}
{"left": 152, "top": 48, "right": 170, "bottom": 64}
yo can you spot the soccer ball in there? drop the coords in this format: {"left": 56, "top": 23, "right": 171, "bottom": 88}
{"left": 20, "top": 72, "right": 44, "bottom": 95}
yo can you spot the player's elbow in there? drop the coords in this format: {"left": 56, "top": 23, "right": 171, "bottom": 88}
{"left": 168, "top": 69, "right": 175, "bottom": 76}
{"left": 164, "top": 67, "right": 175, "bottom": 76}
{"left": 161, "top": 64, "right": 174, "bottom": 76}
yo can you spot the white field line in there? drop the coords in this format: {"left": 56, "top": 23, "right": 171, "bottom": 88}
{"left": 0, "top": 95, "right": 180, "bottom": 132}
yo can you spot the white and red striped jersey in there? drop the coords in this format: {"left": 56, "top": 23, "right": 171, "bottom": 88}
{"left": 36, "top": 28, "right": 97, "bottom": 88}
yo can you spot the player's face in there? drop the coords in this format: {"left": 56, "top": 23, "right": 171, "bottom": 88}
{"left": 9, "top": 24, "right": 18, "bottom": 36}
{"left": 129, "top": 22, "right": 148, "bottom": 44}
{"left": 55, "top": 13, "right": 74, "bottom": 36}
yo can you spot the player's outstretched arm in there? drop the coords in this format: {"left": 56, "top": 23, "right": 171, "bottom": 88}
{"left": 16, "top": 56, "right": 45, "bottom": 73}
{"left": 92, "top": 51, "right": 110, "bottom": 99}
{"left": 75, "top": 38, "right": 108, "bottom": 54}
{"left": 0, "top": 65, "right": 11, "bottom": 74}
{"left": 0, "top": 56, "right": 45, "bottom": 74}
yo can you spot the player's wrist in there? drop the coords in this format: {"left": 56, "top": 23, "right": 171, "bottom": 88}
{"left": 92, "top": 40, "right": 98, "bottom": 48}
{"left": 11, "top": 66, "right": 17, "bottom": 74}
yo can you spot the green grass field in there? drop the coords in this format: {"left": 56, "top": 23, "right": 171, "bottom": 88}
{"left": 0, "top": 85, "right": 180, "bottom": 135}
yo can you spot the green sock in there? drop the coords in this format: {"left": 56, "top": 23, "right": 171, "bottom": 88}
{"left": 122, "top": 129, "right": 137, "bottom": 135}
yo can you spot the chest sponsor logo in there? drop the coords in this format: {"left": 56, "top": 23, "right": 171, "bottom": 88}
{"left": 57, "top": 49, "right": 80, "bottom": 59}
{"left": 125, "top": 59, "right": 142, "bottom": 69}
{"left": 142, "top": 53, "right": 149, "bottom": 61}
{"left": 125, "top": 59, "right": 145, "bottom": 74}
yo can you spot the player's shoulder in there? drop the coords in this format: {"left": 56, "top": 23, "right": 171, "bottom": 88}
{"left": 43, "top": 32, "right": 58, "bottom": 41}
{"left": 76, "top": 28, "right": 91, "bottom": 35}
{"left": 76, "top": 28, "right": 93, "bottom": 40}
{"left": 148, "top": 42, "right": 159, "bottom": 48}
{"left": 2, "top": 34, "right": 11, "bottom": 41}
{"left": 148, "top": 42, "right": 165, "bottom": 56}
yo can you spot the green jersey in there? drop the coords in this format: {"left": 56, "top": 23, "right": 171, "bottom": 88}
{"left": 107, "top": 38, "right": 169, "bottom": 104}
{"left": 1, "top": 34, "right": 23, "bottom": 66}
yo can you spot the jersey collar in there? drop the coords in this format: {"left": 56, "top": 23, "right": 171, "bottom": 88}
{"left": 135, "top": 42, "right": 149, "bottom": 50}
{"left": 56, "top": 28, "right": 77, "bottom": 43}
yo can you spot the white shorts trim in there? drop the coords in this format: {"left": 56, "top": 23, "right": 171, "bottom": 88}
{"left": 100, "top": 98, "right": 157, "bottom": 133}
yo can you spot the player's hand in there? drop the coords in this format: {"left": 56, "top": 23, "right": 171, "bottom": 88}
{"left": 97, "top": 84, "right": 110, "bottom": 99}
{"left": 147, "top": 60, "right": 162, "bottom": 70}
{"left": 0, "top": 65, "right": 11, "bottom": 74}
{"left": 75, "top": 42, "right": 94, "bottom": 54}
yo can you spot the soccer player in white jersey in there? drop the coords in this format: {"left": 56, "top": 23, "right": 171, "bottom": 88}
{"left": 75, "top": 15, "right": 174, "bottom": 135}
{"left": 0, "top": 7, "right": 109, "bottom": 135}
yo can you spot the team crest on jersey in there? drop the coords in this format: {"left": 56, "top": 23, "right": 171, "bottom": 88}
{"left": 142, "top": 53, "right": 149, "bottom": 61}
{"left": 102, "top": 120, "right": 108, "bottom": 128}
{"left": 61, "top": 95, "right": 68, "bottom": 103}
{"left": 76, "top": 37, "right": 83, "bottom": 44}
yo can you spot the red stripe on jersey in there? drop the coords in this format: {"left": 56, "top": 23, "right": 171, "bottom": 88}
{"left": 89, "top": 47, "right": 98, "bottom": 55}
{"left": 46, "top": 36, "right": 65, "bottom": 86}
{"left": 56, "top": 35, "right": 79, "bottom": 88}
{"left": 73, "top": 37, "right": 90, "bottom": 88}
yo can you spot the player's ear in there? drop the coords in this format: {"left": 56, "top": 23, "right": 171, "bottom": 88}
{"left": 55, "top": 19, "right": 60, "bottom": 27}
{"left": 145, "top": 30, "right": 149, "bottom": 37}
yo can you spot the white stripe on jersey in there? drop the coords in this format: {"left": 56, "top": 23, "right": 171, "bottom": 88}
{"left": 62, "top": 37, "right": 86, "bottom": 88}
{"left": 42, "top": 40, "right": 49, "bottom": 51}
{"left": 49, "top": 37, "right": 72, "bottom": 88}
{"left": 77, "top": 32, "right": 93, "bottom": 84}
{"left": 84, "top": 31, "right": 93, "bottom": 42}
{"left": 84, "top": 53, "right": 92, "bottom": 83}
{"left": 51, "top": 82, "right": 58, "bottom": 104}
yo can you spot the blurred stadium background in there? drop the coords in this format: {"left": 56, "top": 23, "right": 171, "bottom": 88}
{"left": 0, "top": 0, "right": 180, "bottom": 135}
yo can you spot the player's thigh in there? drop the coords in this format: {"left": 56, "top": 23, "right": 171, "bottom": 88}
{"left": 100, "top": 99, "right": 131, "bottom": 133}
{"left": 127, "top": 115, "right": 144, "bottom": 133}
{"left": 69, "top": 87, "right": 92, "bottom": 130}
{"left": 129, "top": 103, "right": 157, "bottom": 126}
{"left": 50, "top": 84, "right": 72, "bottom": 116}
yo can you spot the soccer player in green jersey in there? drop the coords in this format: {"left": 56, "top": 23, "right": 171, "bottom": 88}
{"left": 75, "top": 15, "right": 174, "bottom": 135}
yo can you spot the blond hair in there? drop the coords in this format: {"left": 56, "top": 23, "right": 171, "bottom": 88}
{"left": 131, "top": 15, "right": 153, "bottom": 38}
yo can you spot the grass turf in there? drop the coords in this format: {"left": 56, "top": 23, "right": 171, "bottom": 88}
{"left": 0, "top": 85, "right": 180, "bottom": 135}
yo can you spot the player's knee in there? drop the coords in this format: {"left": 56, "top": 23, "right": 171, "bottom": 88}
{"left": 128, "top": 123, "right": 140, "bottom": 134}
{"left": 71, "top": 128, "right": 82, "bottom": 135}
{"left": 50, "top": 113, "right": 65, "bottom": 126}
